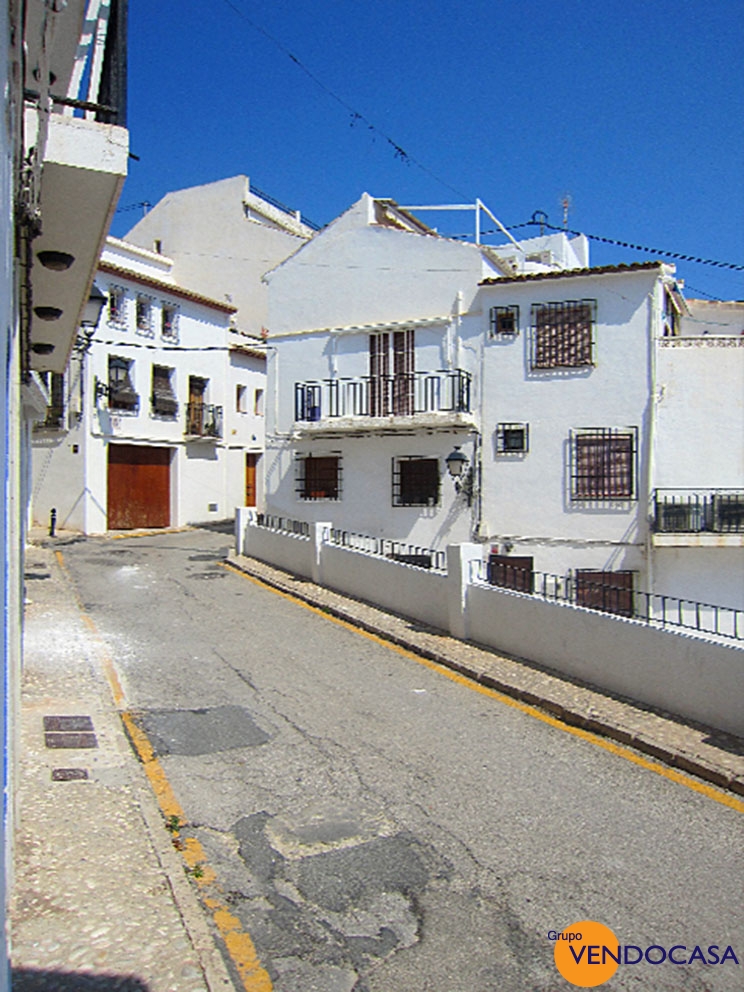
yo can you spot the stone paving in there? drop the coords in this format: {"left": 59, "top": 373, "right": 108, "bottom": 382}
{"left": 10, "top": 539, "right": 234, "bottom": 992}
{"left": 226, "top": 551, "right": 744, "bottom": 797}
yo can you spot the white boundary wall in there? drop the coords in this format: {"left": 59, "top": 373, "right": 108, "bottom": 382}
{"left": 235, "top": 512, "right": 744, "bottom": 737}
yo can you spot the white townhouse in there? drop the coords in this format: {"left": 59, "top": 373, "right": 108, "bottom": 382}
{"left": 31, "top": 237, "right": 267, "bottom": 533}
{"left": 3, "top": 0, "right": 129, "bottom": 967}
{"left": 261, "top": 195, "right": 743, "bottom": 615}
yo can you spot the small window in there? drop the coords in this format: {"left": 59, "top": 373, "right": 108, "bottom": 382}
{"left": 236, "top": 384, "right": 247, "bottom": 413}
{"left": 496, "top": 423, "right": 529, "bottom": 453}
{"left": 151, "top": 365, "right": 177, "bottom": 417}
{"left": 254, "top": 388, "right": 265, "bottom": 416}
{"left": 37, "top": 371, "right": 65, "bottom": 429}
{"left": 107, "top": 286, "right": 126, "bottom": 326}
{"left": 392, "top": 457, "right": 440, "bottom": 507}
{"left": 575, "top": 570, "right": 634, "bottom": 617}
{"left": 108, "top": 356, "right": 138, "bottom": 412}
{"left": 489, "top": 305, "right": 519, "bottom": 337}
{"left": 136, "top": 295, "right": 154, "bottom": 336}
{"left": 161, "top": 303, "right": 179, "bottom": 342}
{"left": 296, "top": 454, "right": 341, "bottom": 500}
{"left": 571, "top": 428, "right": 637, "bottom": 500}
{"left": 531, "top": 299, "right": 596, "bottom": 369}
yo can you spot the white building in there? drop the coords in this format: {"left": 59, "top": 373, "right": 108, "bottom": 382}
{"left": 31, "top": 237, "right": 267, "bottom": 533}
{"left": 123, "top": 174, "right": 317, "bottom": 338}
{"left": 2, "top": 0, "right": 129, "bottom": 972}
{"left": 262, "top": 194, "right": 743, "bottom": 615}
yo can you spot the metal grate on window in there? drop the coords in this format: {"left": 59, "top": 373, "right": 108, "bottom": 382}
{"left": 107, "top": 285, "right": 127, "bottom": 327}
{"left": 135, "top": 294, "right": 155, "bottom": 336}
{"left": 496, "top": 422, "right": 529, "bottom": 453}
{"left": 531, "top": 299, "right": 596, "bottom": 369}
{"left": 392, "top": 457, "right": 440, "bottom": 507}
{"left": 571, "top": 427, "right": 637, "bottom": 500}
{"left": 151, "top": 365, "right": 177, "bottom": 417}
{"left": 161, "top": 303, "right": 179, "bottom": 342}
{"left": 489, "top": 305, "right": 519, "bottom": 337}
{"left": 296, "top": 453, "right": 342, "bottom": 500}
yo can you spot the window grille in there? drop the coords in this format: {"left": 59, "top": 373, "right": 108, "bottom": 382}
{"left": 151, "top": 365, "right": 177, "bottom": 417}
{"left": 107, "top": 286, "right": 127, "bottom": 327}
{"left": 575, "top": 570, "right": 634, "bottom": 617}
{"left": 531, "top": 299, "right": 596, "bottom": 369}
{"left": 161, "top": 303, "right": 179, "bottom": 342}
{"left": 496, "top": 423, "right": 529, "bottom": 453}
{"left": 392, "top": 457, "right": 440, "bottom": 507}
{"left": 489, "top": 305, "right": 519, "bottom": 337}
{"left": 571, "top": 428, "right": 637, "bottom": 500}
{"left": 135, "top": 295, "right": 154, "bottom": 336}
{"left": 296, "top": 454, "right": 342, "bottom": 500}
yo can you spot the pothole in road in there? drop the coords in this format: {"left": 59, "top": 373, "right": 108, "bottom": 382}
{"left": 132, "top": 705, "right": 270, "bottom": 756}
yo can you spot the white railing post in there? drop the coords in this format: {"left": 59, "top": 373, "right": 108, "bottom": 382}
{"left": 313, "top": 523, "right": 332, "bottom": 585}
{"left": 446, "top": 543, "right": 483, "bottom": 641}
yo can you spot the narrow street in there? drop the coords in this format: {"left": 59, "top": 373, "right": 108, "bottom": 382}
{"left": 60, "top": 529, "right": 743, "bottom": 992}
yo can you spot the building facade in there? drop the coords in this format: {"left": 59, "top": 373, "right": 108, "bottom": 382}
{"left": 32, "top": 237, "right": 267, "bottom": 534}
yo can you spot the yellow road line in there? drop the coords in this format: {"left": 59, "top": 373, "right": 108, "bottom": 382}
{"left": 56, "top": 549, "right": 273, "bottom": 991}
{"left": 221, "top": 561, "right": 744, "bottom": 815}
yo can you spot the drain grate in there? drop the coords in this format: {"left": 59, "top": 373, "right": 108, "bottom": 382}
{"left": 52, "top": 768, "right": 89, "bottom": 781}
{"left": 44, "top": 715, "right": 97, "bottom": 749}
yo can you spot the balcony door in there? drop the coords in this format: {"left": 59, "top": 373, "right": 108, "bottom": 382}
{"left": 369, "top": 329, "right": 414, "bottom": 416}
{"left": 188, "top": 376, "right": 207, "bottom": 435}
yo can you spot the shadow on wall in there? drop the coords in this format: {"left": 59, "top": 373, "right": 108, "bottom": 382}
{"left": 11, "top": 968, "right": 151, "bottom": 991}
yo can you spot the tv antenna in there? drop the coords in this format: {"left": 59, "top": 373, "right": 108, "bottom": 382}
{"left": 560, "top": 193, "right": 572, "bottom": 229}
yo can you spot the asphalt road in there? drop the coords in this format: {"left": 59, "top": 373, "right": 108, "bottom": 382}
{"left": 60, "top": 529, "right": 743, "bottom": 992}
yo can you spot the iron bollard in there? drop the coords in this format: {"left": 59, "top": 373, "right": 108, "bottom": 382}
{"left": 49, "top": 507, "right": 56, "bottom": 538}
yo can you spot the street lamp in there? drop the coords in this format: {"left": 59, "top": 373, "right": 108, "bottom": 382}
{"left": 82, "top": 283, "right": 106, "bottom": 329}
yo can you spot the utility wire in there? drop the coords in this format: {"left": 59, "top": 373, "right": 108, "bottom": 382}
{"left": 219, "top": 0, "right": 469, "bottom": 201}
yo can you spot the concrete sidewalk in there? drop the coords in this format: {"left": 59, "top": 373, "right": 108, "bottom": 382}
{"left": 10, "top": 539, "right": 235, "bottom": 992}
{"left": 226, "top": 550, "right": 744, "bottom": 798}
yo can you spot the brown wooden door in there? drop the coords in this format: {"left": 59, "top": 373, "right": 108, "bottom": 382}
{"left": 245, "top": 453, "right": 259, "bottom": 507}
{"left": 107, "top": 444, "right": 171, "bottom": 530}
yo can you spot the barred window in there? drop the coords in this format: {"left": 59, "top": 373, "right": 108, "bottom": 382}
{"left": 531, "top": 299, "right": 595, "bottom": 369}
{"left": 496, "top": 422, "right": 529, "bottom": 453}
{"left": 161, "top": 303, "right": 179, "bottom": 341}
{"left": 151, "top": 365, "right": 177, "bottom": 417}
{"left": 108, "top": 356, "right": 138, "bottom": 412}
{"left": 107, "top": 286, "right": 126, "bottom": 326}
{"left": 489, "top": 305, "right": 519, "bottom": 337}
{"left": 571, "top": 428, "right": 637, "bottom": 500}
{"left": 393, "top": 457, "right": 440, "bottom": 507}
{"left": 297, "top": 454, "right": 341, "bottom": 500}
{"left": 135, "top": 295, "right": 154, "bottom": 336}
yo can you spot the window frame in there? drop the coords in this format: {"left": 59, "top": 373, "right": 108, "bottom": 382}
{"left": 570, "top": 427, "right": 638, "bottom": 501}
{"left": 135, "top": 294, "right": 154, "bottom": 336}
{"left": 392, "top": 456, "right": 440, "bottom": 507}
{"left": 107, "top": 355, "right": 139, "bottom": 413}
{"left": 151, "top": 364, "right": 177, "bottom": 418}
{"left": 489, "top": 305, "right": 520, "bottom": 337}
{"left": 107, "top": 285, "right": 127, "bottom": 327}
{"left": 496, "top": 422, "right": 529, "bottom": 454}
{"left": 530, "top": 299, "right": 596, "bottom": 370}
{"left": 161, "top": 301, "right": 179, "bottom": 342}
{"left": 296, "top": 453, "right": 342, "bottom": 501}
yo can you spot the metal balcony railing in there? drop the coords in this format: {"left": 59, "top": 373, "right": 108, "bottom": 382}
{"left": 185, "top": 403, "right": 223, "bottom": 439}
{"left": 653, "top": 489, "right": 744, "bottom": 534}
{"left": 295, "top": 370, "right": 472, "bottom": 423}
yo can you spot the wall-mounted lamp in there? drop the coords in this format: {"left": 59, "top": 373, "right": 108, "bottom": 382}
{"left": 445, "top": 445, "right": 476, "bottom": 506}
{"left": 94, "top": 377, "right": 111, "bottom": 401}
{"left": 81, "top": 283, "right": 106, "bottom": 329}
{"left": 37, "top": 249, "right": 75, "bottom": 271}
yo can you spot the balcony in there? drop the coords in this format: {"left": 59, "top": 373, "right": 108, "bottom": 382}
{"left": 294, "top": 370, "right": 475, "bottom": 436}
{"left": 652, "top": 489, "right": 744, "bottom": 547}
{"left": 185, "top": 403, "right": 223, "bottom": 440}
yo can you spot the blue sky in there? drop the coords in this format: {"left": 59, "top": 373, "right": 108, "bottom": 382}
{"left": 113, "top": 0, "right": 744, "bottom": 301}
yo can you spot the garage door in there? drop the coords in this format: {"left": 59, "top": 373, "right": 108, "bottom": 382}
{"left": 107, "top": 444, "right": 171, "bottom": 530}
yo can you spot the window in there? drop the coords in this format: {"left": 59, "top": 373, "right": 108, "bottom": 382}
{"left": 496, "top": 422, "right": 529, "bottom": 453}
{"left": 487, "top": 554, "right": 534, "bottom": 593}
{"left": 489, "top": 305, "right": 519, "bottom": 337}
{"left": 392, "top": 457, "right": 440, "bottom": 507}
{"left": 571, "top": 428, "right": 637, "bottom": 500}
{"left": 254, "top": 388, "right": 265, "bottom": 416}
{"left": 108, "top": 356, "right": 138, "bottom": 412}
{"left": 151, "top": 365, "right": 177, "bottom": 417}
{"left": 296, "top": 454, "right": 341, "bottom": 500}
{"left": 107, "top": 286, "right": 126, "bottom": 326}
{"left": 135, "top": 295, "right": 154, "bottom": 335}
{"left": 236, "top": 385, "right": 247, "bottom": 413}
{"left": 575, "top": 570, "right": 634, "bottom": 617}
{"left": 161, "top": 303, "right": 179, "bottom": 342}
{"left": 37, "top": 371, "right": 65, "bottom": 428}
{"left": 531, "top": 299, "right": 596, "bottom": 369}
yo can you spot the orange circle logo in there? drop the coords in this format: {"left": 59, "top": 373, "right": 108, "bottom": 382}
{"left": 554, "top": 920, "right": 620, "bottom": 987}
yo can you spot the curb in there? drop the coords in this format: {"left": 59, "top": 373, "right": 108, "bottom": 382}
{"left": 225, "top": 553, "right": 744, "bottom": 800}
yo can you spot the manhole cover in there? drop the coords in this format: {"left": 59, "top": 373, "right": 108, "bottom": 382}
{"left": 44, "top": 715, "right": 97, "bottom": 749}
{"left": 52, "top": 768, "right": 89, "bottom": 781}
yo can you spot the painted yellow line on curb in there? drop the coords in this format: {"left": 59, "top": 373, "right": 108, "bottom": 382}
{"left": 221, "top": 561, "right": 744, "bottom": 816}
{"left": 55, "top": 549, "right": 274, "bottom": 992}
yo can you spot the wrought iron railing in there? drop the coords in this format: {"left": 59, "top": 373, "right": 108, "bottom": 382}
{"left": 185, "top": 403, "right": 223, "bottom": 439}
{"left": 471, "top": 560, "right": 743, "bottom": 641}
{"left": 653, "top": 489, "right": 744, "bottom": 534}
{"left": 295, "top": 369, "right": 472, "bottom": 422}
{"left": 254, "top": 514, "right": 310, "bottom": 538}
{"left": 328, "top": 529, "right": 447, "bottom": 571}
